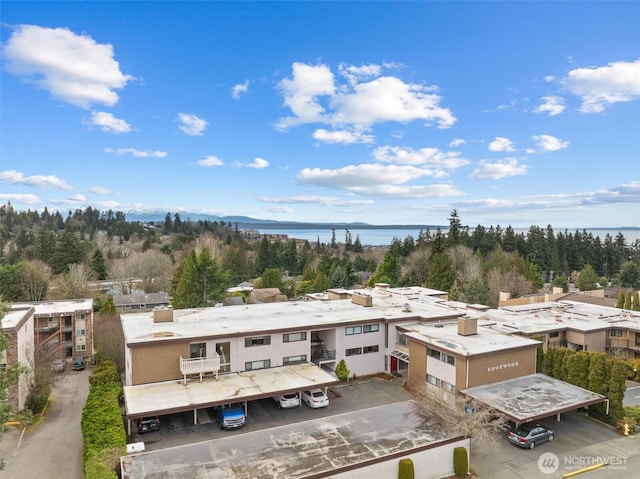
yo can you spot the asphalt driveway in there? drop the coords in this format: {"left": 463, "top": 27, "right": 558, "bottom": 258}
{"left": 0, "top": 367, "right": 90, "bottom": 479}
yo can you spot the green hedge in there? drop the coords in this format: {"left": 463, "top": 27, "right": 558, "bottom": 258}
{"left": 81, "top": 358, "right": 125, "bottom": 479}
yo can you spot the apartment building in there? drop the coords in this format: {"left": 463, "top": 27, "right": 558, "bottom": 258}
{"left": 485, "top": 300, "right": 640, "bottom": 359}
{"left": 1, "top": 305, "right": 35, "bottom": 412}
{"left": 12, "top": 299, "right": 94, "bottom": 361}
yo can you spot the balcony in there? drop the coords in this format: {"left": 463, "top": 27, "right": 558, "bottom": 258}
{"left": 180, "top": 354, "right": 220, "bottom": 383}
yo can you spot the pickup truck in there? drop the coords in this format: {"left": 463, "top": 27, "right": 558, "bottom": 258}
{"left": 215, "top": 403, "right": 246, "bottom": 430}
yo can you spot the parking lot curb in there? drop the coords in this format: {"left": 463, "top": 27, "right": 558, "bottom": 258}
{"left": 561, "top": 462, "right": 605, "bottom": 478}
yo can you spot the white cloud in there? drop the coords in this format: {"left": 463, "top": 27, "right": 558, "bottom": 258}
{"left": 562, "top": 60, "right": 640, "bottom": 113}
{"left": 0, "top": 193, "right": 40, "bottom": 205}
{"left": 312, "top": 128, "right": 374, "bottom": 144}
{"left": 276, "top": 63, "right": 336, "bottom": 129}
{"left": 534, "top": 96, "right": 566, "bottom": 116}
{"left": 372, "top": 146, "right": 469, "bottom": 170}
{"left": 259, "top": 195, "right": 375, "bottom": 208}
{"left": 469, "top": 158, "right": 529, "bottom": 179}
{"left": 104, "top": 147, "right": 167, "bottom": 158}
{"left": 196, "top": 156, "right": 224, "bottom": 167}
{"left": 488, "top": 137, "right": 515, "bottom": 152}
{"left": 248, "top": 157, "right": 269, "bottom": 169}
{"left": 235, "top": 157, "right": 269, "bottom": 169}
{"left": 449, "top": 138, "right": 466, "bottom": 147}
{"left": 178, "top": 113, "right": 208, "bottom": 136}
{"left": 69, "top": 194, "right": 86, "bottom": 202}
{"left": 87, "top": 111, "right": 131, "bottom": 133}
{"left": 0, "top": 169, "right": 72, "bottom": 189}
{"left": 276, "top": 61, "right": 456, "bottom": 132}
{"left": 347, "top": 183, "right": 463, "bottom": 199}
{"left": 2, "top": 24, "right": 132, "bottom": 108}
{"left": 90, "top": 186, "right": 115, "bottom": 195}
{"left": 297, "top": 163, "right": 432, "bottom": 190}
{"left": 532, "top": 134, "right": 570, "bottom": 152}
{"left": 232, "top": 80, "right": 249, "bottom": 99}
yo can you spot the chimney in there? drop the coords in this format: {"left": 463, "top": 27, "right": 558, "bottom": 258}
{"left": 458, "top": 316, "right": 478, "bottom": 336}
{"left": 153, "top": 306, "right": 174, "bottom": 323}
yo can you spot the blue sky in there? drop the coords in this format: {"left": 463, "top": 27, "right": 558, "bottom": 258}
{"left": 1, "top": 1, "right": 639, "bottom": 228}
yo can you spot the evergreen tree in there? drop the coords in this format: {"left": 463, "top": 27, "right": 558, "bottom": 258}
{"left": 633, "top": 291, "right": 640, "bottom": 311}
{"left": 615, "top": 290, "right": 626, "bottom": 309}
{"left": 608, "top": 359, "right": 627, "bottom": 423}
{"left": 310, "top": 271, "right": 331, "bottom": 293}
{"left": 576, "top": 264, "right": 598, "bottom": 291}
{"left": 427, "top": 251, "right": 455, "bottom": 292}
{"left": 624, "top": 291, "right": 632, "bottom": 310}
{"left": 90, "top": 248, "right": 108, "bottom": 280}
{"left": 261, "top": 268, "right": 284, "bottom": 289}
{"left": 588, "top": 352, "right": 612, "bottom": 420}
{"left": 352, "top": 235, "right": 363, "bottom": 253}
{"left": 330, "top": 229, "right": 337, "bottom": 249}
{"left": 617, "top": 261, "right": 640, "bottom": 289}
{"left": 171, "top": 248, "right": 229, "bottom": 308}
{"left": 447, "top": 209, "right": 463, "bottom": 246}
{"left": 566, "top": 351, "right": 590, "bottom": 390}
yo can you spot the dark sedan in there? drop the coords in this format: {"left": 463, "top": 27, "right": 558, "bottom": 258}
{"left": 507, "top": 424, "right": 554, "bottom": 449}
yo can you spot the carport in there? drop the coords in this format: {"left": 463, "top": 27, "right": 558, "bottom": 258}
{"left": 461, "top": 373, "right": 607, "bottom": 426}
{"left": 123, "top": 362, "right": 338, "bottom": 434}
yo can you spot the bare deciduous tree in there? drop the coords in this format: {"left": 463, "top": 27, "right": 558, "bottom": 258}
{"left": 486, "top": 268, "right": 533, "bottom": 307}
{"left": 17, "top": 259, "right": 51, "bottom": 301}
{"left": 449, "top": 245, "right": 483, "bottom": 285}
{"left": 109, "top": 250, "right": 174, "bottom": 294}
{"left": 411, "top": 385, "right": 509, "bottom": 454}
{"left": 60, "top": 263, "right": 95, "bottom": 299}
{"left": 93, "top": 311, "right": 125, "bottom": 374}
{"left": 402, "top": 247, "right": 431, "bottom": 286}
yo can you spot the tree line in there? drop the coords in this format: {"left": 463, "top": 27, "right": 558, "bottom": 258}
{"left": 0, "top": 204, "right": 638, "bottom": 309}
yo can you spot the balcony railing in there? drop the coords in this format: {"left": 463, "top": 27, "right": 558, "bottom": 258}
{"left": 180, "top": 354, "right": 220, "bottom": 383}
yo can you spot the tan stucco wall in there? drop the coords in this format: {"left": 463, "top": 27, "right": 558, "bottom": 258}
{"left": 407, "top": 341, "right": 427, "bottom": 389}
{"left": 130, "top": 342, "right": 190, "bottom": 385}
{"left": 465, "top": 347, "right": 537, "bottom": 389}
{"left": 566, "top": 330, "right": 606, "bottom": 352}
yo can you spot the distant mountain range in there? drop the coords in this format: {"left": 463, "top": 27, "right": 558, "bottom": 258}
{"left": 125, "top": 210, "right": 639, "bottom": 232}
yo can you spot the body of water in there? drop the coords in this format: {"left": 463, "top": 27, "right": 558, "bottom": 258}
{"left": 257, "top": 227, "right": 640, "bottom": 247}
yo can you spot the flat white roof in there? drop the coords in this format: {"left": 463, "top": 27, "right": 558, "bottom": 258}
{"left": 3, "top": 306, "right": 33, "bottom": 329}
{"left": 488, "top": 300, "right": 640, "bottom": 334}
{"left": 462, "top": 373, "right": 606, "bottom": 425}
{"left": 121, "top": 400, "right": 463, "bottom": 479}
{"left": 124, "top": 363, "right": 338, "bottom": 418}
{"left": 121, "top": 289, "right": 463, "bottom": 346}
{"left": 402, "top": 321, "right": 541, "bottom": 356}
{"left": 12, "top": 299, "right": 93, "bottom": 316}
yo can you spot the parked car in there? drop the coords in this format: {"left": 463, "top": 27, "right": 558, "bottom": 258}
{"left": 273, "top": 393, "right": 300, "bottom": 409}
{"left": 136, "top": 416, "right": 160, "bottom": 434}
{"left": 72, "top": 356, "right": 85, "bottom": 371}
{"left": 301, "top": 389, "right": 329, "bottom": 408}
{"left": 51, "top": 358, "right": 66, "bottom": 372}
{"left": 215, "top": 403, "right": 246, "bottom": 429}
{"left": 507, "top": 424, "right": 554, "bottom": 449}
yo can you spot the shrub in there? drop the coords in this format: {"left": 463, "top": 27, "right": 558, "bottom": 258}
{"left": 616, "top": 416, "right": 637, "bottom": 435}
{"left": 398, "top": 458, "right": 415, "bottom": 479}
{"left": 453, "top": 446, "right": 469, "bottom": 478}
{"left": 335, "top": 359, "right": 350, "bottom": 382}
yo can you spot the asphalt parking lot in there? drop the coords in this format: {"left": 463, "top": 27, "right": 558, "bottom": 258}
{"left": 129, "top": 377, "right": 413, "bottom": 451}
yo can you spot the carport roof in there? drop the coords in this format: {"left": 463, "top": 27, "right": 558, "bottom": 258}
{"left": 461, "top": 373, "right": 606, "bottom": 425}
{"left": 121, "top": 400, "right": 466, "bottom": 479}
{"left": 124, "top": 363, "right": 339, "bottom": 419}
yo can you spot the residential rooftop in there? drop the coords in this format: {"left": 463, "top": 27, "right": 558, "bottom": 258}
{"left": 402, "top": 320, "right": 541, "bottom": 356}
{"left": 121, "top": 400, "right": 462, "bottom": 479}
{"left": 462, "top": 373, "right": 606, "bottom": 424}
{"left": 485, "top": 300, "right": 640, "bottom": 335}
{"left": 11, "top": 299, "right": 93, "bottom": 316}
{"left": 3, "top": 306, "right": 34, "bottom": 330}
{"left": 121, "top": 286, "right": 462, "bottom": 346}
